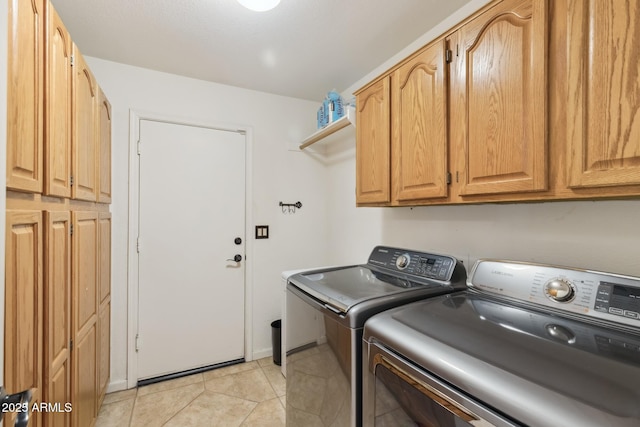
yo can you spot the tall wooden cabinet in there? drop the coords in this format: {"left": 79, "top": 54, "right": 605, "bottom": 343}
{"left": 5, "top": 1, "right": 111, "bottom": 426}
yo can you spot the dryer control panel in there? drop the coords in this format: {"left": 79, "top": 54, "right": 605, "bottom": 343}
{"left": 367, "top": 246, "right": 459, "bottom": 282}
{"left": 468, "top": 259, "right": 640, "bottom": 328}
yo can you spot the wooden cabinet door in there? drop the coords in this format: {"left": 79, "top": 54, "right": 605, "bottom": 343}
{"left": 72, "top": 211, "right": 99, "bottom": 427}
{"left": 392, "top": 41, "right": 448, "bottom": 202}
{"left": 97, "top": 212, "right": 111, "bottom": 404}
{"left": 452, "top": 0, "right": 548, "bottom": 196}
{"left": 7, "top": 0, "right": 44, "bottom": 194}
{"left": 356, "top": 76, "right": 391, "bottom": 204}
{"left": 44, "top": 211, "right": 71, "bottom": 427}
{"left": 5, "top": 210, "right": 43, "bottom": 427}
{"left": 97, "top": 301, "right": 110, "bottom": 407}
{"left": 72, "top": 46, "right": 98, "bottom": 202}
{"left": 567, "top": 0, "right": 640, "bottom": 188}
{"left": 45, "top": 3, "right": 73, "bottom": 198}
{"left": 97, "top": 89, "right": 112, "bottom": 204}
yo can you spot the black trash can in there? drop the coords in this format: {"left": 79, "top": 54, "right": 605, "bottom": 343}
{"left": 271, "top": 319, "right": 282, "bottom": 366}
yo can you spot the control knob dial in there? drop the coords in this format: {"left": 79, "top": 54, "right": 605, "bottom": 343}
{"left": 544, "top": 278, "right": 576, "bottom": 303}
{"left": 396, "top": 253, "right": 411, "bottom": 270}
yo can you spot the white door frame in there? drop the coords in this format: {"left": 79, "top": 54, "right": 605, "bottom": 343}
{"left": 126, "top": 109, "right": 254, "bottom": 389}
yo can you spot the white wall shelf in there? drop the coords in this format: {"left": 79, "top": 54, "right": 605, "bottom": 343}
{"left": 299, "top": 105, "right": 356, "bottom": 150}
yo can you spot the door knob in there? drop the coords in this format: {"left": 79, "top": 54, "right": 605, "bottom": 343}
{"left": 227, "top": 254, "right": 242, "bottom": 262}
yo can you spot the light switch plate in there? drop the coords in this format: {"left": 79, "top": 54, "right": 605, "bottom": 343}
{"left": 255, "top": 225, "right": 269, "bottom": 239}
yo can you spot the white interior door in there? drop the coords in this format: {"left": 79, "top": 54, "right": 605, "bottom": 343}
{"left": 137, "top": 119, "right": 246, "bottom": 381}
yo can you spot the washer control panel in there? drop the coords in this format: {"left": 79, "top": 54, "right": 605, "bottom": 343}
{"left": 367, "top": 246, "right": 458, "bottom": 282}
{"left": 469, "top": 259, "right": 640, "bottom": 328}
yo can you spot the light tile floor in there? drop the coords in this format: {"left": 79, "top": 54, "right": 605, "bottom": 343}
{"left": 96, "top": 358, "right": 285, "bottom": 427}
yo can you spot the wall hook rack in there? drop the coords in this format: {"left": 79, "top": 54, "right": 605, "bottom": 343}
{"left": 279, "top": 201, "right": 302, "bottom": 214}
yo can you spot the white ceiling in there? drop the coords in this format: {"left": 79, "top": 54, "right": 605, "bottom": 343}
{"left": 50, "top": 0, "right": 470, "bottom": 101}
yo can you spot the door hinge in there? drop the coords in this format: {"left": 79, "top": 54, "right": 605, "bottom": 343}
{"left": 137, "top": 139, "right": 141, "bottom": 155}
{"left": 70, "top": 54, "right": 75, "bottom": 67}
{"left": 69, "top": 339, "right": 73, "bottom": 351}
{"left": 456, "top": 171, "right": 460, "bottom": 183}
{"left": 136, "top": 237, "right": 141, "bottom": 253}
{"left": 135, "top": 334, "right": 140, "bottom": 352}
{"left": 70, "top": 224, "right": 74, "bottom": 236}
{"left": 445, "top": 50, "right": 453, "bottom": 64}
{"left": 70, "top": 175, "right": 74, "bottom": 187}
{"left": 446, "top": 172, "right": 452, "bottom": 185}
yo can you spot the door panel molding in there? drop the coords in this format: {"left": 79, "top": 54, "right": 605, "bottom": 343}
{"left": 125, "top": 110, "right": 254, "bottom": 389}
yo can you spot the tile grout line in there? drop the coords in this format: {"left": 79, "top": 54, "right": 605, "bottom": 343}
{"left": 160, "top": 379, "right": 206, "bottom": 427}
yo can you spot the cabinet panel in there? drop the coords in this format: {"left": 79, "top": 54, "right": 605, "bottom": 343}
{"left": 44, "top": 211, "right": 71, "bottom": 427}
{"left": 72, "top": 211, "right": 99, "bottom": 427}
{"left": 98, "top": 89, "right": 112, "bottom": 203}
{"left": 7, "top": 0, "right": 45, "bottom": 193}
{"left": 567, "top": 0, "right": 640, "bottom": 188}
{"left": 455, "top": 0, "right": 548, "bottom": 196}
{"left": 98, "top": 212, "right": 111, "bottom": 304}
{"left": 98, "top": 300, "right": 111, "bottom": 406}
{"left": 72, "top": 46, "right": 98, "bottom": 201}
{"left": 73, "top": 211, "right": 98, "bottom": 336}
{"left": 73, "top": 324, "right": 97, "bottom": 427}
{"left": 392, "top": 41, "right": 448, "bottom": 202}
{"left": 45, "top": 4, "right": 73, "bottom": 198}
{"left": 356, "top": 77, "right": 391, "bottom": 204}
{"left": 48, "top": 361, "right": 71, "bottom": 427}
{"left": 5, "top": 210, "right": 43, "bottom": 426}
{"left": 97, "top": 212, "right": 111, "bottom": 404}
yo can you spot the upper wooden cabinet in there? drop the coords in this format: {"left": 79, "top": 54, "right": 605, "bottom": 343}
{"left": 355, "top": 0, "right": 640, "bottom": 205}
{"left": 356, "top": 77, "right": 391, "bottom": 204}
{"left": 7, "top": 0, "right": 45, "bottom": 194}
{"left": 98, "top": 89, "right": 112, "bottom": 203}
{"left": 357, "top": 0, "right": 548, "bottom": 206}
{"left": 392, "top": 40, "right": 448, "bottom": 202}
{"left": 45, "top": 2, "right": 73, "bottom": 198}
{"left": 451, "top": 0, "right": 548, "bottom": 197}
{"left": 566, "top": 0, "right": 640, "bottom": 188}
{"left": 72, "top": 46, "right": 99, "bottom": 202}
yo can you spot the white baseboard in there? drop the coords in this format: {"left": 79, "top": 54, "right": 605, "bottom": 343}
{"left": 106, "top": 379, "right": 129, "bottom": 394}
{"left": 252, "top": 348, "right": 273, "bottom": 361}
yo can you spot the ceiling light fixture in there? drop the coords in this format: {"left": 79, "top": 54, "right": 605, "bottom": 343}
{"left": 237, "top": 0, "right": 280, "bottom": 12}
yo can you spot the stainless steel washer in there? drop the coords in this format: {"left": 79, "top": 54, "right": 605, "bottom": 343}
{"left": 285, "top": 246, "right": 467, "bottom": 427}
{"left": 363, "top": 259, "right": 640, "bottom": 427}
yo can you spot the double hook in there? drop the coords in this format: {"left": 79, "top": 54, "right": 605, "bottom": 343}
{"left": 279, "top": 201, "right": 302, "bottom": 214}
